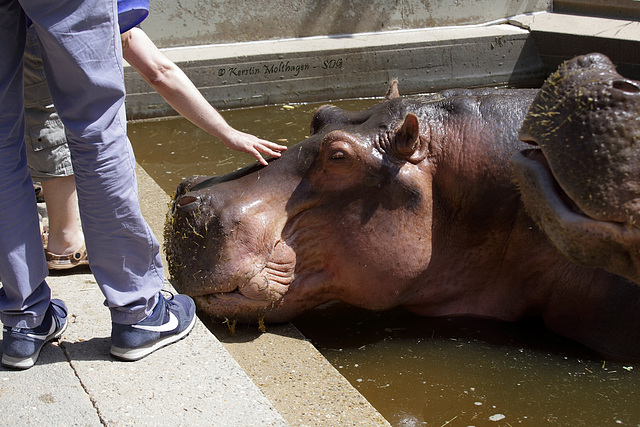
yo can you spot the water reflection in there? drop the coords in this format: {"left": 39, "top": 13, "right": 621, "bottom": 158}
{"left": 129, "top": 99, "right": 640, "bottom": 426}
{"left": 294, "top": 302, "right": 640, "bottom": 426}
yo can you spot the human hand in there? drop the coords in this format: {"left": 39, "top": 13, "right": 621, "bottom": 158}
{"left": 222, "top": 129, "right": 287, "bottom": 166}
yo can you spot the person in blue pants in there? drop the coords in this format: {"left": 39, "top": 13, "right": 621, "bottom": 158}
{"left": 26, "top": 2, "right": 286, "bottom": 271}
{"left": 0, "top": 0, "right": 196, "bottom": 369}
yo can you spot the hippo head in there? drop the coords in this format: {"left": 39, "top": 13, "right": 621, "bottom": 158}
{"left": 165, "top": 86, "right": 438, "bottom": 322}
{"left": 511, "top": 53, "right": 640, "bottom": 282}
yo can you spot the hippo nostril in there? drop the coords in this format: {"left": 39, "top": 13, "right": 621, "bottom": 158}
{"left": 612, "top": 79, "right": 640, "bottom": 94}
{"left": 176, "top": 195, "right": 199, "bottom": 208}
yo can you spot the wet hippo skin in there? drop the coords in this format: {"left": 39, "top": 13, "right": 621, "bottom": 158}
{"left": 166, "top": 59, "right": 640, "bottom": 359}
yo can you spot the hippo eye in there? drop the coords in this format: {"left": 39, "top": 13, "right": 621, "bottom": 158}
{"left": 322, "top": 131, "right": 356, "bottom": 168}
{"left": 330, "top": 150, "right": 347, "bottom": 161}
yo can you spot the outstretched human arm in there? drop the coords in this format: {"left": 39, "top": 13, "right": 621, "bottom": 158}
{"left": 121, "top": 27, "right": 286, "bottom": 165}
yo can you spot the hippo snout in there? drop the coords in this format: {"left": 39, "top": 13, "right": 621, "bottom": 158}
{"left": 513, "top": 52, "right": 640, "bottom": 283}
{"left": 165, "top": 186, "right": 231, "bottom": 294}
{"left": 165, "top": 169, "right": 299, "bottom": 320}
{"left": 517, "top": 53, "right": 640, "bottom": 226}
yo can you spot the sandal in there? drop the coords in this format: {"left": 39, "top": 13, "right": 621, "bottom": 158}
{"left": 46, "top": 245, "right": 90, "bottom": 270}
{"left": 41, "top": 225, "right": 49, "bottom": 248}
{"left": 34, "top": 183, "right": 45, "bottom": 203}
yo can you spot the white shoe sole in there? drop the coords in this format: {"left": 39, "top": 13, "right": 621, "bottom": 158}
{"left": 110, "top": 314, "right": 196, "bottom": 361}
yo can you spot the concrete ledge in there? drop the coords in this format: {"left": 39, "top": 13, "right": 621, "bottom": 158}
{"left": 205, "top": 320, "right": 390, "bottom": 426}
{"left": 125, "top": 12, "right": 640, "bottom": 121}
{"left": 553, "top": 0, "right": 640, "bottom": 20}
{"left": 124, "top": 24, "right": 544, "bottom": 119}
{"left": 510, "top": 12, "right": 640, "bottom": 78}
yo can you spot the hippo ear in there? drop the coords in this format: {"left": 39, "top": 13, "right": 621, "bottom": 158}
{"left": 385, "top": 79, "right": 400, "bottom": 100}
{"left": 310, "top": 105, "right": 341, "bottom": 135}
{"left": 392, "top": 113, "right": 423, "bottom": 162}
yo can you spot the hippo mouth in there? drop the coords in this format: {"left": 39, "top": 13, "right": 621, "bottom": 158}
{"left": 181, "top": 235, "right": 297, "bottom": 321}
{"left": 511, "top": 144, "right": 637, "bottom": 232}
{"left": 192, "top": 267, "right": 292, "bottom": 320}
{"left": 202, "top": 245, "right": 293, "bottom": 300}
{"left": 512, "top": 146, "right": 587, "bottom": 219}
{"left": 511, "top": 145, "right": 640, "bottom": 282}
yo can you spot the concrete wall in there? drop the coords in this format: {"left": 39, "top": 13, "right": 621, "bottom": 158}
{"left": 125, "top": 1, "right": 553, "bottom": 119}
{"left": 142, "top": 0, "right": 551, "bottom": 48}
{"left": 125, "top": 24, "right": 545, "bottom": 119}
{"left": 553, "top": 0, "right": 640, "bottom": 20}
{"left": 512, "top": 13, "right": 640, "bottom": 80}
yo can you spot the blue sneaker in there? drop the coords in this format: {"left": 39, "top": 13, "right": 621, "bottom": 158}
{"left": 110, "top": 293, "right": 196, "bottom": 361}
{"left": 2, "top": 299, "right": 68, "bottom": 370}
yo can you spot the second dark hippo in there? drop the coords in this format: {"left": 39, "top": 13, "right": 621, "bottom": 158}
{"left": 512, "top": 53, "right": 640, "bottom": 283}
{"left": 166, "top": 79, "right": 640, "bottom": 359}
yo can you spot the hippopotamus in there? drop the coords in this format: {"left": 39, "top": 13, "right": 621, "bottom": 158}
{"left": 511, "top": 53, "right": 640, "bottom": 284}
{"left": 166, "top": 73, "right": 640, "bottom": 359}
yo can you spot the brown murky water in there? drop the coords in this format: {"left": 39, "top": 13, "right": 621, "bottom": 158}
{"left": 294, "top": 303, "right": 640, "bottom": 426}
{"left": 128, "top": 99, "right": 640, "bottom": 427}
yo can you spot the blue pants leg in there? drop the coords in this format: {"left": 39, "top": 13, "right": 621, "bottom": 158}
{"left": 0, "top": 0, "right": 50, "bottom": 329}
{"left": 0, "top": 0, "right": 164, "bottom": 327}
